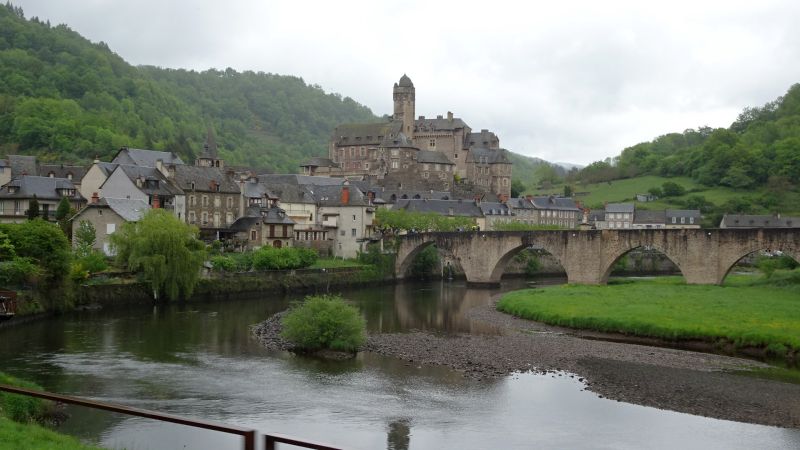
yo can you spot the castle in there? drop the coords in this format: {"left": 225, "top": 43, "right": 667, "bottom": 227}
{"left": 301, "top": 75, "right": 512, "bottom": 199}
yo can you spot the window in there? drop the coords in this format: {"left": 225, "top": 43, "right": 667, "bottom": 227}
{"left": 226, "top": 212, "right": 233, "bottom": 224}
{"left": 423, "top": 163, "right": 429, "bottom": 171}
{"left": 189, "top": 211, "right": 196, "bottom": 223}
{"left": 391, "top": 160, "right": 398, "bottom": 169}
{"left": 391, "top": 149, "right": 399, "bottom": 157}
{"left": 454, "top": 153, "right": 458, "bottom": 159}
{"left": 189, "top": 195, "right": 196, "bottom": 206}
{"left": 282, "top": 225, "right": 288, "bottom": 237}
{"left": 365, "top": 163, "right": 370, "bottom": 170}
{"left": 429, "top": 139, "right": 435, "bottom": 147}
{"left": 251, "top": 230, "right": 257, "bottom": 240}
{"left": 202, "top": 196, "right": 209, "bottom": 207}
{"left": 435, "top": 164, "right": 441, "bottom": 171}
{"left": 352, "top": 215, "right": 356, "bottom": 221}
{"left": 423, "top": 171, "right": 429, "bottom": 179}
{"left": 106, "top": 223, "right": 116, "bottom": 234}
{"left": 351, "top": 228, "right": 357, "bottom": 237}
{"left": 202, "top": 212, "right": 208, "bottom": 224}
{"left": 689, "top": 217, "right": 694, "bottom": 224}
{"left": 681, "top": 217, "right": 686, "bottom": 224}
{"left": 227, "top": 197, "right": 233, "bottom": 208}
{"left": 360, "top": 147, "right": 366, "bottom": 157}
{"left": 340, "top": 229, "right": 346, "bottom": 236}
{"left": 671, "top": 217, "right": 677, "bottom": 224}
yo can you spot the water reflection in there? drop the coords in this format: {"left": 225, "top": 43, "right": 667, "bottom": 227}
{"left": 0, "top": 280, "right": 798, "bottom": 450}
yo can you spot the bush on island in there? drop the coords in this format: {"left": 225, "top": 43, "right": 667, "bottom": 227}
{"left": 280, "top": 295, "right": 366, "bottom": 352}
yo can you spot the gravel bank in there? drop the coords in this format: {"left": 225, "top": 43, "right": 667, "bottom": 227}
{"left": 252, "top": 302, "right": 800, "bottom": 428}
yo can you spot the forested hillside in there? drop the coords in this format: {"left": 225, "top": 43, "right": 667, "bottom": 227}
{"left": 571, "top": 84, "right": 800, "bottom": 191}
{"left": 0, "top": 4, "right": 377, "bottom": 172}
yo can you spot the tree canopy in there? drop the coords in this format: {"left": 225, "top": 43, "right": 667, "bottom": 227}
{"left": 0, "top": 4, "right": 377, "bottom": 172}
{"left": 110, "top": 209, "right": 206, "bottom": 301}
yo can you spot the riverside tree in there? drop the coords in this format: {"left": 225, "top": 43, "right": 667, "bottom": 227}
{"left": 110, "top": 209, "right": 206, "bottom": 301}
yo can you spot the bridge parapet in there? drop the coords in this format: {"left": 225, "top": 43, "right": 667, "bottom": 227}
{"left": 393, "top": 229, "right": 799, "bottom": 286}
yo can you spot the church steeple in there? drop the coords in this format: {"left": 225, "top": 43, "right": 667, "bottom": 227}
{"left": 393, "top": 74, "right": 415, "bottom": 139}
{"left": 197, "top": 126, "right": 223, "bottom": 168}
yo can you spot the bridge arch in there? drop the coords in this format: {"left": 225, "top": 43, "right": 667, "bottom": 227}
{"left": 488, "top": 242, "right": 569, "bottom": 283}
{"left": 396, "top": 239, "right": 436, "bottom": 278}
{"left": 718, "top": 245, "right": 799, "bottom": 285}
{"left": 600, "top": 242, "right": 688, "bottom": 284}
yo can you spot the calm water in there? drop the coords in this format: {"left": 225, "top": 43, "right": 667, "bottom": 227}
{"left": 0, "top": 280, "right": 798, "bottom": 450}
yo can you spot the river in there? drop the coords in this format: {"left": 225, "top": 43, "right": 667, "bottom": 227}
{"left": 0, "top": 280, "right": 798, "bottom": 449}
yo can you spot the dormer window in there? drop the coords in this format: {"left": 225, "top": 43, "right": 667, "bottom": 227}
{"left": 8, "top": 186, "right": 17, "bottom": 194}
{"left": 66, "top": 173, "right": 73, "bottom": 180}
{"left": 48, "top": 172, "right": 55, "bottom": 178}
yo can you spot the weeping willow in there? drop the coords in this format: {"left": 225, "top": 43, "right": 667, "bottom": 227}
{"left": 110, "top": 209, "right": 207, "bottom": 301}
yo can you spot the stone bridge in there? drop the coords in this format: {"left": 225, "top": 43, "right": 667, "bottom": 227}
{"left": 394, "top": 229, "right": 800, "bottom": 285}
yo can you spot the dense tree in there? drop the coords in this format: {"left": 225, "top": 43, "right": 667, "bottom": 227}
{"left": 25, "top": 195, "right": 39, "bottom": 220}
{"left": 0, "top": 4, "right": 376, "bottom": 172}
{"left": 510, "top": 178, "right": 526, "bottom": 197}
{"left": 110, "top": 209, "right": 206, "bottom": 301}
{"left": 0, "top": 219, "right": 70, "bottom": 283}
{"left": 661, "top": 181, "right": 686, "bottom": 197}
{"left": 375, "top": 208, "right": 475, "bottom": 234}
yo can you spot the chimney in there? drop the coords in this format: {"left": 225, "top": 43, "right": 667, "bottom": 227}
{"left": 156, "top": 159, "right": 163, "bottom": 172}
{"left": 93, "top": 155, "right": 100, "bottom": 164}
{"left": 152, "top": 194, "right": 160, "bottom": 209}
{"left": 341, "top": 185, "right": 350, "bottom": 205}
{"left": 367, "top": 191, "right": 375, "bottom": 205}
{"left": 91, "top": 192, "right": 99, "bottom": 204}
{"left": 604, "top": 201, "right": 608, "bottom": 209}
{"left": 447, "top": 111, "right": 453, "bottom": 121}
{"left": 473, "top": 194, "right": 481, "bottom": 204}
{"left": 525, "top": 194, "right": 533, "bottom": 200}
{"left": 436, "top": 115, "right": 443, "bottom": 119}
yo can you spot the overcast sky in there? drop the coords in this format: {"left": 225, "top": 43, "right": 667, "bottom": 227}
{"left": 14, "top": 0, "right": 800, "bottom": 165}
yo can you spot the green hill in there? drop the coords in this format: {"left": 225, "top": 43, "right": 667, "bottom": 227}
{"left": 0, "top": 4, "right": 378, "bottom": 172}
{"left": 0, "top": 4, "right": 558, "bottom": 178}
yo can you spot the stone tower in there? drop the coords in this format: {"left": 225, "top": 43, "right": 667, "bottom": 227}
{"left": 393, "top": 74, "right": 415, "bottom": 138}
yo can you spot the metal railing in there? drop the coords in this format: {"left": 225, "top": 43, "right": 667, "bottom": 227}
{"left": 265, "top": 433, "right": 342, "bottom": 450}
{"left": 0, "top": 385, "right": 342, "bottom": 450}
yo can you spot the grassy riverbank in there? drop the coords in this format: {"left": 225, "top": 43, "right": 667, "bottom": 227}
{"left": 0, "top": 372, "right": 102, "bottom": 450}
{"left": 497, "top": 271, "right": 800, "bottom": 358}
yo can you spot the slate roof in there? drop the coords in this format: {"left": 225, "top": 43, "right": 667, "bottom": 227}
{"left": 8, "top": 155, "right": 38, "bottom": 177}
{"left": 719, "top": 214, "right": 799, "bottom": 228}
{"left": 173, "top": 165, "right": 239, "bottom": 193}
{"left": 466, "top": 147, "right": 510, "bottom": 164}
{"left": 259, "top": 174, "right": 344, "bottom": 187}
{"left": 0, "top": 175, "right": 84, "bottom": 201}
{"left": 299, "top": 157, "right": 337, "bottom": 168}
{"left": 508, "top": 198, "right": 536, "bottom": 210}
{"left": 93, "top": 162, "right": 119, "bottom": 177}
{"left": 378, "top": 189, "right": 453, "bottom": 203}
{"left": 230, "top": 206, "right": 295, "bottom": 231}
{"left": 39, "top": 164, "right": 88, "bottom": 182}
{"left": 397, "top": 74, "right": 414, "bottom": 87}
{"left": 414, "top": 117, "right": 468, "bottom": 132}
{"left": 665, "top": 209, "right": 701, "bottom": 220}
{"left": 269, "top": 182, "right": 316, "bottom": 204}
{"left": 417, "top": 150, "right": 455, "bottom": 165}
{"left": 312, "top": 184, "right": 370, "bottom": 206}
{"left": 466, "top": 131, "right": 499, "bottom": 148}
{"left": 634, "top": 210, "right": 666, "bottom": 224}
{"left": 76, "top": 198, "right": 150, "bottom": 222}
{"left": 332, "top": 121, "right": 400, "bottom": 147}
{"left": 479, "top": 202, "right": 514, "bottom": 216}
{"left": 199, "top": 129, "right": 218, "bottom": 160}
{"left": 394, "top": 199, "right": 483, "bottom": 217}
{"left": 605, "top": 203, "right": 635, "bottom": 214}
{"left": 112, "top": 148, "right": 185, "bottom": 167}
{"left": 241, "top": 181, "right": 279, "bottom": 200}
{"left": 104, "top": 165, "right": 184, "bottom": 196}
{"left": 530, "top": 196, "right": 580, "bottom": 211}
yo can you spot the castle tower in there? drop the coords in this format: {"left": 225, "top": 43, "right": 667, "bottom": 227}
{"left": 393, "top": 74, "right": 415, "bottom": 138}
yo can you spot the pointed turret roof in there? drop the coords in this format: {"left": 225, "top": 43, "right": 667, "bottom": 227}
{"left": 201, "top": 127, "right": 218, "bottom": 160}
{"left": 397, "top": 74, "right": 413, "bottom": 88}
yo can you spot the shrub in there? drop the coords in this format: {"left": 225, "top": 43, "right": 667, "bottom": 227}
{"left": 252, "top": 247, "right": 317, "bottom": 270}
{"left": 661, "top": 181, "right": 686, "bottom": 197}
{"left": 0, "top": 372, "right": 48, "bottom": 423}
{"left": 281, "top": 295, "right": 366, "bottom": 352}
{"left": 210, "top": 255, "right": 237, "bottom": 272}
